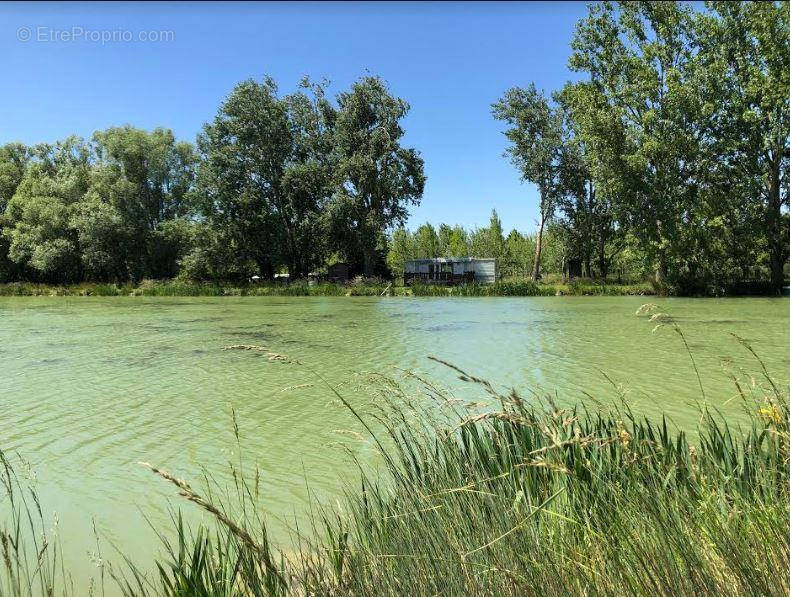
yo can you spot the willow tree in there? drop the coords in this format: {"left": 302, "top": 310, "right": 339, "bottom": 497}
{"left": 0, "top": 143, "right": 29, "bottom": 281}
{"left": 3, "top": 138, "right": 92, "bottom": 282}
{"left": 493, "top": 84, "right": 564, "bottom": 280}
{"left": 332, "top": 76, "right": 425, "bottom": 277}
{"left": 91, "top": 126, "right": 196, "bottom": 279}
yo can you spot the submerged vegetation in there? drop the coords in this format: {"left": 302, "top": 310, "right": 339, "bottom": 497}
{"left": 2, "top": 318, "right": 789, "bottom": 595}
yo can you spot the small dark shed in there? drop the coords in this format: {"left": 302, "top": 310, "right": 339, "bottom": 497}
{"left": 327, "top": 262, "right": 350, "bottom": 282}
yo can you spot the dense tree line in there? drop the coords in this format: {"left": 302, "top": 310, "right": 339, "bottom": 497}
{"left": 0, "top": 76, "right": 424, "bottom": 284}
{"left": 387, "top": 209, "right": 637, "bottom": 281}
{"left": 0, "top": 131, "right": 196, "bottom": 283}
{"left": 1, "top": 2, "right": 786, "bottom": 293}
{"left": 492, "top": 1, "right": 788, "bottom": 293}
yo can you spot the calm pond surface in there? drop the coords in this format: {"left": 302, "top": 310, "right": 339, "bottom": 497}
{"left": 1, "top": 295, "right": 788, "bottom": 588}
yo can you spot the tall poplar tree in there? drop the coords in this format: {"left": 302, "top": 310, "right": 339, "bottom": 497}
{"left": 493, "top": 84, "right": 564, "bottom": 280}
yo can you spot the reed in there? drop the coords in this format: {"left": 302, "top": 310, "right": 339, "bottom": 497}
{"left": 0, "top": 451, "right": 66, "bottom": 596}
{"left": 123, "top": 327, "right": 790, "bottom": 595}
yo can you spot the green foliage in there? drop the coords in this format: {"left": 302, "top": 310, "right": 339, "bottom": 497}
{"left": 385, "top": 212, "right": 571, "bottom": 281}
{"left": 386, "top": 227, "right": 414, "bottom": 276}
{"left": 0, "top": 75, "right": 425, "bottom": 286}
{"left": 0, "top": 129, "right": 196, "bottom": 283}
{"left": 696, "top": 1, "right": 789, "bottom": 289}
{"left": 330, "top": 76, "right": 426, "bottom": 276}
{"left": 560, "top": 1, "right": 788, "bottom": 292}
{"left": 493, "top": 85, "right": 565, "bottom": 279}
{"left": 191, "top": 77, "right": 338, "bottom": 281}
{"left": 412, "top": 223, "right": 438, "bottom": 258}
{"left": 3, "top": 137, "right": 91, "bottom": 282}
{"left": 1, "top": 3, "right": 786, "bottom": 294}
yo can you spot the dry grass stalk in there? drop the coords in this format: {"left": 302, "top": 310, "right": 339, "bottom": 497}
{"left": 138, "top": 461, "right": 285, "bottom": 585}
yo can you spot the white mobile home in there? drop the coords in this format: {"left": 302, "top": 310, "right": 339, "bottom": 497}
{"left": 403, "top": 257, "right": 497, "bottom": 285}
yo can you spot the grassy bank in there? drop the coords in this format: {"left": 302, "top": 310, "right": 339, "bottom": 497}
{"left": 410, "top": 279, "right": 655, "bottom": 296}
{"left": 2, "top": 327, "right": 788, "bottom": 595}
{"left": 0, "top": 278, "right": 657, "bottom": 298}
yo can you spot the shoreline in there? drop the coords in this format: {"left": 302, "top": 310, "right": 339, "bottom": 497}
{"left": 0, "top": 279, "right": 726, "bottom": 298}
{"left": 0, "top": 279, "right": 785, "bottom": 298}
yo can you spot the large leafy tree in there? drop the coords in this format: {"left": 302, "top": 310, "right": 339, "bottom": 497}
{"left": 91, "top": 126, "right": 196, "bottom": 279}
{"left": 0, "top": 143, "right": 29, "bottom": 281}
{"left": 553, "top": 105, "right": 623, "bottom": 279}
{"left": 192, "top": 78, "right": 292, "bottom": 280}
{"left": 566, "top": 1, "right": 703, "bottom": 284}
{"left": 71, "top": 165, "right": 137, "bottom": 281}
{"left": 3, "top": 138, "right": 91, "bottom": 282}
{"left": 192, "top": 78, "right": 336, "bottom": 280}
{"left": 332, "top": 76, "right": 425, "bottom": 276}
{"left": 493, "top": 84, "right": 564, "bottom": 280}
{"left": 93, "top": 127, "right": 195, "bottom": 229}
{"left": 2, "top": 129, "right": 196, "bottom": 283}
{"left": 696, "top": 2, "right": 789, "bottom": 291}
{"left": 278, "top": 80, "right": 337, "bottom": 277}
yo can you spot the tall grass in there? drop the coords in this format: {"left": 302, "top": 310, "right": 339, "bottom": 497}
{"left": 2, "top": 317, "right": 788, "bottom": 595}
{"left": 129, "top": 327, "right": 790, "bottom": 595}
{"left": 0, "top": 451, "right": 67, "bottom": 596}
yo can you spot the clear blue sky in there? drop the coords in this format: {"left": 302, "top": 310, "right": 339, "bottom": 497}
{"left": 1, "top": 1, "right": 589, "bottom": 233}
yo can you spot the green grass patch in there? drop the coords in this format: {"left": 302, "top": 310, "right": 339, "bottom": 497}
{"left": 0, "top": 279, "right": 667, "bottom": 298}
{"left": 409, "top": 280, "right": 655, "bottom": 296}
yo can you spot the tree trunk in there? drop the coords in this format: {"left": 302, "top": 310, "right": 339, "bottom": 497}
{"left": 655, "top": 219, "right": 667, "bottom": 283}
{"left": 256, "top": 250, "right": 275, "bottom": 280}
{"left": 363, "top": 244, "right": 376, "bottom": 278}
{"left": 655, "top": 256, "right": 668, "bottom": 283}
{"left": 588, "top": 180, "right": 597, "bottom": 279}
{"left": 767, "top": 156, "right": 784, "bottom": 293}
{"left": 532, "top": 210, "right": 545, "bottom": 281}
{"left": 289, "top": 258, "right": 302, "bottom": 281}
{"left": 598, "top": 229, "right": 608, "bottom": 281}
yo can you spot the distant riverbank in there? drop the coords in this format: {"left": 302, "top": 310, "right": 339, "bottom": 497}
{"left": 2, "top": 278, "right": 785, "bottom": 298}
{"left": 0, "top": 279, "right": 662, "bottom": 298}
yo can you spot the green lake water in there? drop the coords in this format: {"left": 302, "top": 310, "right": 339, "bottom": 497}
{"left": 1, "top": 296, "right": 788, "bottom": 589}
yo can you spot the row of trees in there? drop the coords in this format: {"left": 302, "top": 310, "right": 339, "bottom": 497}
{"left": 492, "top": 1, "right": 788, "bottom": 292}
{"left": 0, "top": 131, "right": 197, "bottom": 283}
{"left": 387, "top": 209, "right": 644, "bottom": 281}
{"left": 1, "top": 2, "right": 786, "bottom": 292}
{"left": 0, "top": 76, "right": 425, "bottom": 283}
